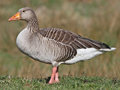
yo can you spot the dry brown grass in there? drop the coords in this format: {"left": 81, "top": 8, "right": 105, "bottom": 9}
{"left": 0, "top": 0, "right": 120, "bottom": 79}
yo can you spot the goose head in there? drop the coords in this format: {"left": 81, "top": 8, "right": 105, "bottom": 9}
{"left": 8, "top": 7, "right": 36, "bottom": 22}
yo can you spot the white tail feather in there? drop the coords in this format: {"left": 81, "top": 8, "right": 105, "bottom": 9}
{"left": 100, "top": 47, "right": 116, "bottom": 51}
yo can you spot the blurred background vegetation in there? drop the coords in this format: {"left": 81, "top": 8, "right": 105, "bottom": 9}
{"left": 0, "top": 0, "right": 120, "bottom": 79}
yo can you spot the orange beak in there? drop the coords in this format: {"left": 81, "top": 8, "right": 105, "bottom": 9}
{"left": 8, "top": 12, "right": 21, "bottom": 21}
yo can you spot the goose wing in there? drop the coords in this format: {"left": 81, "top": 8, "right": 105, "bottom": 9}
{"left": 39, "top": 28, "right": 110, "bottom": 49}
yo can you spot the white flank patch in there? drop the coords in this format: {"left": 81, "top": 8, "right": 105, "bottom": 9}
{"left": 65, "top": 48, "right": 109, "bottom": 64}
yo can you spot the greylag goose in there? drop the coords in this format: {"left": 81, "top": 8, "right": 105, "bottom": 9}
{"left": 8, "top": 7, "right": 116, "bottom": 84}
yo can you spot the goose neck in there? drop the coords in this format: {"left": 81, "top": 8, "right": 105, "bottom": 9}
{"left": 27, "top": 18, "right": 39, "bottom": 32}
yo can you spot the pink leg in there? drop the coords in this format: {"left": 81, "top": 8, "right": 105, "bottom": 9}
{"left": 49, "top": 67, "right": 57, "bottom": 84}
{"left": 54, "top": 67, "right": 60, "bottom": 83}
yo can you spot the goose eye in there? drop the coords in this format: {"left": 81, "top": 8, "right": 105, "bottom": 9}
{"left": 23, "top": 10, "right": 25, "bottom": 12}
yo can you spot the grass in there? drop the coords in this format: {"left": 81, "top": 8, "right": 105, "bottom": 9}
{"left": 0, "top": 0, "right": 120, "bottom": 89}
{"left": 0, "top": 75, "right": 120, "bottom": 90}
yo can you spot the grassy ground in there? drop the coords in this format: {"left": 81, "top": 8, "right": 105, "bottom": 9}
{"left": 0, "top": 0, "right": 120, "bottom": 87}
{"left": 0, "top": 75, "right": 120, "bottom": 90}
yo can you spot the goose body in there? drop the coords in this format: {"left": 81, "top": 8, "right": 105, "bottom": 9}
{"left": 16, "top": 27, "right": 115, "bottom": 66}
{"left": 8, "top": 7, "right": 116, "bottom": 84}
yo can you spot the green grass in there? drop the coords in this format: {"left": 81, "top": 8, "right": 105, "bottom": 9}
{"left": 0, "top": 76, "right": 120, "bottom": 90}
